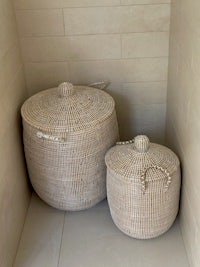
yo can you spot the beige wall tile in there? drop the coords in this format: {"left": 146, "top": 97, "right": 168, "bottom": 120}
{"left": 13, "top": 0, "right": 64, "bottom": 9}
{"left": 1, "top": 42, "right": 23, "bottom": 88}
{"left": 106, "top": 81, "right": 167, "bottom": 107}
{"left": 20, "top": 34, "right": 121, "bottom": 62}
{"left": 181, "top": 168, "right": 200, "bottom": 226}
{"left": 122, "top": 81, "right": 167, "bottom": 104}
{"left": 120, "top": 4, "right": 170, "bottom": 33}
{"left": 16, "top": 9, "right": 65, "bottom": 37}
{"left": 69, "top": 60, "right": 123, "bottom": 84}
{"left": 179, "top": 195, "right": 193, "bottom": 266}
{"left": 0, "top": 79, "right": 30, "bottom": 267}
{"left": 122, "top": 57, "right": 168, "bottom": 82}
{"left": 117, "top": 104, "right": 166, "bottom": 143}
{"left": 106, "top": 82, "right": 167, "bottom": 141}
{"left": 62, "top": 0, "right": 120, "bottom": 7}
{"left": 64, "top": 7, "right": 121, "bottom": 35}
{"left": 24, "top": 62, "right": 70, "bottom": 95}
{"left": 0, "top": 182, "right": 30, "bottom": 267}
{"left": 180, "top": 111, "right": 200, "bottom": 185}
{"left": 0, "top": 0, "right": 18, "bottom": 58}
{"left": 0, "top": 67, "right": 27, "bottom": 137}
{"left": 0, "top": 124, "right": 27, "bottom": 192}
{"left": 14, "top": 0, "right": 120, "bottom": 9}
{"left": 106, "top": 84, "right": 166, "bottom": 141}
{"left": 180, "top": 0, "right": 200, "bottom": 35}
{"left": 121, "top": 0, "right": 170, "bottom": 5}
{"left": 188, "top": 71, "right": 200, "bottom": 116}
{"left": 13, "top": 0, "right": 61, "bottom": 9}
{"left": 68, "top": 34, "right": 121, "bottom": 60}
{"left": 20, "top": 37, "right": 70, "bottom": 62}
{"left": 64, "top": 5, "right": 170, "bottom": 35}
{"left": 0, "top": 41, "right": 22, "bottom": 95}
{"left": 180, "top": 188, "right": 200, "bottom": 267}
{"left": 122, "top": 32, "right": 169, "bottom": 58}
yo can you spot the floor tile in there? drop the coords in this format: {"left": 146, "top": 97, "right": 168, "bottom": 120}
{"left": 59, "top": 201, "right": 189, "bottom": 267}
{"left": 14, "top": 194, "right": 189, "bottom": 267}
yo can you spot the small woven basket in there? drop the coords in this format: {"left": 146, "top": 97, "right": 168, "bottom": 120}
{"left": 105, "top": 135, "right": 181, "bottom": 239}
{"left": 21, "top": 82, "right": 119, "bottom": 211}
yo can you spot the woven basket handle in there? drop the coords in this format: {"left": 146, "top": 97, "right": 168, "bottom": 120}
{"left": 116, "top": 139, "right": 135, "bottom": 145}
{"left": 140, "top": 165, "right": 172, "bottom": 193}
{"left": 88, "top": 81, "right": 110, "bottom": 90}
{"left": 116, "top": 135, "right": 149, "bottom": 153}
{"left": 36, "top": 131, "right": 66, "bottom": 142}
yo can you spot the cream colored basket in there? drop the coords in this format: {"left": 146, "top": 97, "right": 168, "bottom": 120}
{"left": 105, "top": 135, "right": 181, "bottom": 239}
{"left": 21, "top": 82, "right": 119, "bottom": 211}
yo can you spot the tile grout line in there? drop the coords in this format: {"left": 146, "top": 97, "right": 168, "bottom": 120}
{"left": 120, "top": 29, "right": 123, "bottom": 59}
{"left": 57, "top": 212, "right": 66, "bottom": 267}
{"left": 22, "top": 56, "right": 169, "bottom": 64}
{"left": 19, "top": 31, "right": 169, "bottom": 38}
{"left": 19, "top": 31, "right": 169, "bottom": 39}
{"left": 61, "top": 8, "right": 66, "bottom": 36}
{"left": 14, "top": 3, "right": 171, "bottom": 11}
{"left": 12, "top": 193, "right": 33, "bottom": 267}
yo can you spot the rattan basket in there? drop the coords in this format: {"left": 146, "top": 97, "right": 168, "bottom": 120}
{"left": 105, "top": 135, "right": 181, "bottom": 239}
{"left": 21, "top": 82, "right": 119, "bottom": 211}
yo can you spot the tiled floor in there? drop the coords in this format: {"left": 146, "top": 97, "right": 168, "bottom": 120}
{"left": 14, "top": 193, "right": 189, "bottom": 267}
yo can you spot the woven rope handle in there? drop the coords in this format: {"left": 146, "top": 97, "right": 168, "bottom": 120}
{"left": 116, "top": 139, "right": 135, "bottom": 145}
{"left": 36, "top": 131, "right": 66, "bottom": 142}
{"left": 88, "top": 81, "right": 110, "bottom": 90}
{"left": 140, "top": 165, "right": 172, "bottom": 193}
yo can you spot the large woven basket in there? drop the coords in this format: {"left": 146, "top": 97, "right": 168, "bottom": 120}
{"left": 105, "top": 135, "right": 181, "bottom": 239}
{"left": 21, "top": 82, "right": 119, "bottom": 211}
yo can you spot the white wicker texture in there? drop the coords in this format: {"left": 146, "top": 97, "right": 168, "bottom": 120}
{"left": 105, "top": 135, "right": 181, "bottom": 239}
{"left": 21, "top": 82, "right": 119, "bottom": 211}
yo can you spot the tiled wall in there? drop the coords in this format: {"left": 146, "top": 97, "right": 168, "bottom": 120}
{"left": 0, "top": 1, "right": 31, "bottom": 266}
{"left": 14, "top": 0, "right": 171, "bottom": 143}
{"left": 166, "top": 0, "right": 200, "bottom": 266}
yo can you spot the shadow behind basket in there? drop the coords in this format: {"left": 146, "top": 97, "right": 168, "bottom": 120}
{"left": 21, "top": 82, "right": 119, "bottom": 211}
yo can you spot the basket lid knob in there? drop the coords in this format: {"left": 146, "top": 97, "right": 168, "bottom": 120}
{"left": 134, "top": 135, "right": 150, "bottom": 153}
{"left": 58, "top": 82, "right": 75, "bottom": 97}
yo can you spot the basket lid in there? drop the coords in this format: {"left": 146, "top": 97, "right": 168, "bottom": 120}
{"left": 21, "top": 82, "right": 115, "bottom": 132}
{"left": 105, "top": 135, "right": 180, "bottom": 184}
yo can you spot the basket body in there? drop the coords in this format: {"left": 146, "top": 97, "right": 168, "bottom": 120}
{"left": 22, "top": 82, "right": 119, "bottom": 210}
{"left": 105, "top": 135, "right": 181, "bottom": 239}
